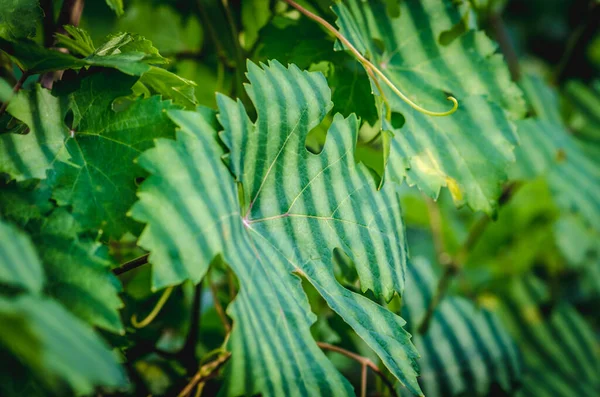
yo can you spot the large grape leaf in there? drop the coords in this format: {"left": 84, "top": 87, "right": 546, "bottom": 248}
{"left": 131, "top": 61, "right": 422, "bottom": 396}
{"left": 0, "top": 70, "right": 178, "bottom": 238}
{"left": 497, "top": 276, "right": 600, "bottom": 397}
{"left": 0, "top": 219, "right": 126, "bottom": 395}
{"left": 333, "top": 0, "right": 524, "bottom": 214}
{"left": 511, "top": 75, "right": 600, "bottom": 231}
{"left": 401, "top": 257, "right": 521, "bottom": 397}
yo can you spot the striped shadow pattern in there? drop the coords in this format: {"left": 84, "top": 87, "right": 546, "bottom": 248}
{"left": 511, "top": 75, "right": 600, "bottom": 230}
{"left": 333, "top": 0, "right": 524, "bottom": 215}
{"left": 131, "top": 61, "right": 422, "bottom": 396}
{"left": 497, "top": 276, "right": 600, "bottom": 397}
{"left": 401, "top": 257, "right": 521, "bottom": 397}
{"left": 564, "top": 80, "right": 600, "bottom": 142}
{"left": 0, "top": 218, "right": 126, "bottom": 394}
{"left": 0, "top": 219, "right": 44, "bottom": 293}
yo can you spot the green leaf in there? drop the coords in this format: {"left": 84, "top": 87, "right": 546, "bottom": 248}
{"left": 498, "top": 276, "right": 600, "bottom": 397}
{"left": 242, "top": 0, "right": 272, "bottom": 50}
{"left": 0, "top": 294, "right": 127, "bottom": 394}
{"left": 115, "top": 0, "right": 203, "bottom": 55}
{"left": 402, "top": 257, "right": 522, "bottom": 396}
{"left": 1, "top": 70, "right": 178, "bottom": 238}
{"left": 50, "top": 71, "right": 178, "bottom": 238}
{"left": 0, "top": 85, "right": 70, "bottom": 181}
{"left": 564, "top": 80, "right": 600, "bottom": 142}
{"left": 0, "top": 219, "right": 44, "bottom": 293}
{"left": 105, "top": 0, "right": 124, "bottom": 17}
{"left": 131, "top": 61, "right": 422, "bottom": 396}
{"left": 333, "top": 0, "right": 524, "bottom": 214}
{"left": 56, "top": 25, "right": 96, "bottom": 57}
{"left": 511, "top": 75, "right": 600, "bottom": 231}
{"left": 138, "top": 66, "right": 198, "bottom": 109}
{"left": 32, "top": 210, "right": 124, "bottom": 333}
{"left": 0, "top": 0, "right": 42, "bottom": 40}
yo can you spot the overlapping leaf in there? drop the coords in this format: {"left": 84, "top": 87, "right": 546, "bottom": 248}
{"left": 511, "top": 75, "right": 600, "bottom": 230}
{"left": 334, "top": 0, "right": 525, "bottom": 214}
{"left": 0, "top": 219, "right": 126, "bottom": 395}
{"left": 402, "top": 257, "right": 521, "bottom": 396}
{"left": 131, "top": 61, "right": 422, "bottom": 396}
{"left": 0, "top": 71, "right": 178, "bottom": 238}
{"left": 0, "top": 30, "right": 197, "bottom": 107}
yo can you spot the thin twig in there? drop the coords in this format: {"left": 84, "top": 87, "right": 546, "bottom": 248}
{"left": 207, "top": 271, "right": 231, "bottom": 333}
{"left": 317, "top": 342, "right": 398, "bottom": 397}
{"left": 177, "top": 352, "right": 232, "bottom": 397}
{"left": 112, "top": 253, "right": 150, "bottom": 275}
{"left": 40, "top": 0, "right": 85, "bottom": 89}
{"left": 0, "top": 71, "right": 28, "bottom": 116}
{"left": 180, "top": 283, "right": 203, "bottom": 374}
{"left": 418, "top": 182, "right": 522, "bottom": 334}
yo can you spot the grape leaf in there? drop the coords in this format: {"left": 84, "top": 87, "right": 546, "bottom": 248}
{"left": 0, "top": 0, "right": 42, "bottom": 40}
{"left": 0, "top": 85, "right": 70, "bottom": 181}
{"left": 1, "top": 70, "right": 178, "bottom": 238}
{"left": 333, "top": 0, "right": 524, "bottom": 214}
{"left": 0, "top": 295, "right": 127, "bottom": 395}
{"left": 31, "top": 209, "right": 124, "bottom": 333}
{"left": 0, "top": 219, "right": 44, "bottom": 293}
{"left": 0, "top": 219, "right": 126, "bottom": 394}
{"left": 50, "top": 71, "right": 178, "bottom": 238}
{"left": 511, "top": 75, "right": 600, "bottom": 231}
{"left": 497, "top": 276, "right": 600, "bottom": 397}
{"left": 402, "top": 257, "right": 522, "bottom": 396}
{"left": 131, "top": 61, "right": 422, "bottom": 396}
{"left": 105, "top": 0, "right": 124, "bottom": 17}
{"left": 1, "top": 31, "right": 197, "bottom": 107}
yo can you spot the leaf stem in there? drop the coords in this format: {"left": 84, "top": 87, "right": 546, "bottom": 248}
{"left": 317, "top": 342, "right": 398, "bottom": 397}
{"left": 282, "top": 0, "right": 458, "bottom": 117}
{"left": 207, "top": 270, "right": 231, "bottom": 333}
{"left": 177, "top": 351, "right": 232, "bottom": 397}
{"left": 131, "top": 286, "right": 174, "bottom": 328}
{"left": 112, "top": 253, "right": 149, "bottom": 275}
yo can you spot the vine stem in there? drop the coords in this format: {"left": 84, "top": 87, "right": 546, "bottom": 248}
{"left": 282, "top": 0, "right": 458, "bottom": 117}
{"left": 131, "top": 286, "right": 174, "bottom": 328}
{"left": 0, "top": 71, "right": 28, "bottom": 116}
{"left": 177, "top": 351, "right": 232, "bottom": 397}
{"left": 418, "top": 182, "right": 522, "bottom": 334}
{"left": 207, "top": 270, "right": 231, "bottom": 333}
{"left": 317, "top": 342, "right": 398, "bottom": 397}
{"left": 112, "top": 253, "right": 149, "bottom": 275}
{"left": 40, "top": 0, "right": 85, "bottom": 89}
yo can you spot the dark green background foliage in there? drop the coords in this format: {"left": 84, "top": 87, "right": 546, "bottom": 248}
{"left": 0, "top": 0, "right": 598, "bottom": 396}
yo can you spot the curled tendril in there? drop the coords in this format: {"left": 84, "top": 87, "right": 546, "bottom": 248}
{"left": 283, "top": 0, "right": 458, "bottom": 117}
{"left": 131, "top": 286, "right": 174, "bottom": 328}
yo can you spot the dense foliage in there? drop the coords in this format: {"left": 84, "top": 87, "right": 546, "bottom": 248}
{"left": 0, "top": 0, "right": 598, "bottom": 396}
